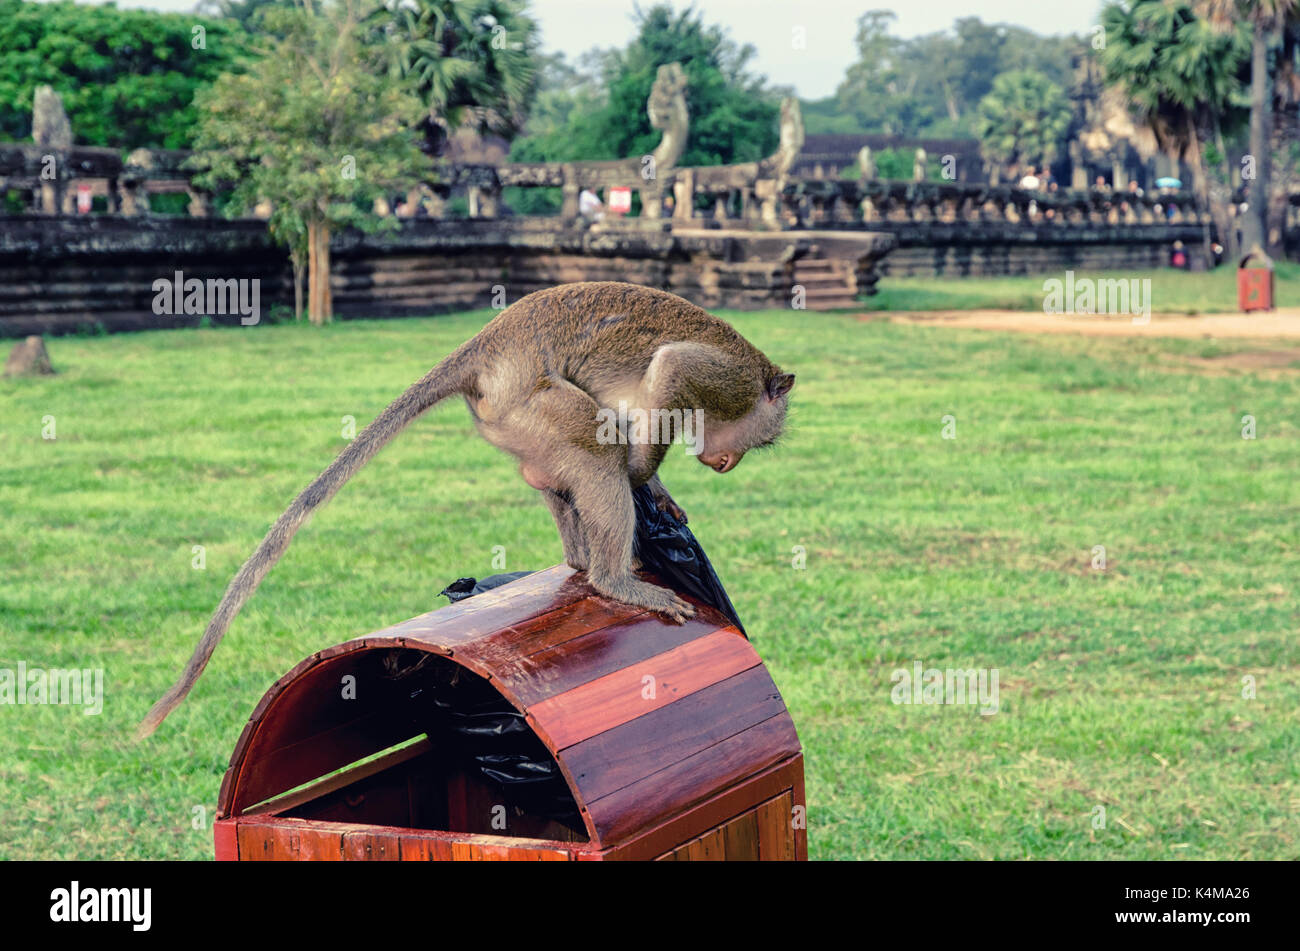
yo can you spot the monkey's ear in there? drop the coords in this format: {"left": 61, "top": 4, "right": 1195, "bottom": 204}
{"left": 767, "top": 372, "right": 795, "bottom": 401}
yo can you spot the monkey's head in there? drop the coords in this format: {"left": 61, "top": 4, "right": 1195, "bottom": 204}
{"left": 696, "top": 370, "right": 795, "bottom": 473}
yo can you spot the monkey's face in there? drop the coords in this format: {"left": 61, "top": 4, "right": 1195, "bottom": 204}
{"left": 696, "top": 371, "right": 795, "bottom": 474}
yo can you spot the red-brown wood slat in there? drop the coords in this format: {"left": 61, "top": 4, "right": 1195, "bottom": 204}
{"left": 755, "top": 791, "right": 796, "bottom": 861}
{"left": 388, "top": 566, "right": 590, "bottom": 651}
{"left": 792, "top": 756, "right": 809, "bottom": 861}
{"left": 723, "top": 808, "right": 761, "bottom": 861}
{"left": 588, "top": 755, "right": 802, "bottom": 861}
{"left": 561, "top": 665, "right": 788, "bottom": 802}
{"left": 396, "top": 828, "right": 575, "bottom": 860}
{"left": 681, "top": 827, "right": 725, "bottom": 860}
{"left": 235, "top": 816, "right": 384, "bottom": 861}
{"left": 343, "top": 829, "right": 401, "bottom": 860}
{"left": 399, "top": 834, "right": 457, "bottom": 861}
{"left": 459, "top": 596, "right": 641, "bottom": 669}
{"left": 213, "top": 819, "right": 239, "bottom": 860}
{"left": 528, "top": 629, "right": 759, "bottom": 750}
{"left": 584, "top": 713, "right": 801, "bottom": 846}
{"left": 497, "top": 611, "right": 728, "bottom": 707}
{"left": 234, "top": 817, "right": 579, "bottom": 861}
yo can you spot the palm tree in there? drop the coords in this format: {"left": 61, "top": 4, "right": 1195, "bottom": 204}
{"left": 1195, "top": 0, "right": 1299, "bottom": 256}
{"left": 974, "top": 70, "right": 1073, "bottom": 182}
{"left": 376, "top": 0, "right": 540, "bottom": 155}
{"left": 1099, "top": 0, "right": 1248, "bottom": 262}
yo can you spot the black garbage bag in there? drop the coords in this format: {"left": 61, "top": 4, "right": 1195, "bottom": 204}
{"left": 390, "top": 655, "right": 582, "bottom": 832}
{"left": 629, "top": 483, "right": 746, "bottom": 635}
{"left": 439, "top": 571, "right": 534, "bottom": 603}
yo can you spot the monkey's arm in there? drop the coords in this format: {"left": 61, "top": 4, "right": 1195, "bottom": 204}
{"left": 627, "top": 342, "right": 760, "bottom": 484}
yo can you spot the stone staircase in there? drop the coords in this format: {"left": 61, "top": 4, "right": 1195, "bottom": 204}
{"left": 792, "top": 255, "right": 859, "bottom": 310}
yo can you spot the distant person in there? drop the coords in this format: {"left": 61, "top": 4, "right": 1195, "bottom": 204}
{"left": 1127, "top": 180, "right": 1144, "bottom": 198}
{"left": 1094, "top": 175, "right": 1110, "bottom": 192}
{"left": 1171, "top": 240, "right": 1187, "bottom": 269}
{"left": 579, "top": 188, "right": 604, "bottom": 221}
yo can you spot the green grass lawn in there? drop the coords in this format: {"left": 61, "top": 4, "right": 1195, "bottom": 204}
{"left": 2, "top": 308, "right": 1297, "bottom": 860}
{"left": 862, "top": 262, "right": 1300, "bottom": 313}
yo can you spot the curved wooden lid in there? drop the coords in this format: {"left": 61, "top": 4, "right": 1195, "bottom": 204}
{"left": 216, "top": 566, "right": 800, "bottom": 848}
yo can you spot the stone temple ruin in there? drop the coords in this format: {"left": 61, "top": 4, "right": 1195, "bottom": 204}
{"left": 0, "top": 64, "right": 1263, "bottom": 336}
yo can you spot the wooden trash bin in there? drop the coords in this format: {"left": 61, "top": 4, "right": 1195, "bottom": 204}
{"left": 213, "top": 565, "right": 806, "bottom": 861}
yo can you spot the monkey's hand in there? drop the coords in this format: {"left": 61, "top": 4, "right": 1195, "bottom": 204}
{"left": 593, "top": 574, "right": 695, "bottom": 624}
{"left": 646, "top": 475, "right": 687, "bottom": 524}
{"left": 654, "top": 494, "right": 688, "bottom": 524}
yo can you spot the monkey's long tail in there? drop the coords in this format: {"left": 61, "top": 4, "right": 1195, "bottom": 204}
{"left": 136, "top": 352, "right": 471, "bottom": 739}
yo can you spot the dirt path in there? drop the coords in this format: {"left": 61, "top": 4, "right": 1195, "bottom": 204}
{"left": 862, "top": 309, "right": 1300, "bottom": 339}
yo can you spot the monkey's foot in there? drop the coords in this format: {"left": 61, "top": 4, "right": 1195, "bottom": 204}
{"left": 592, "top": 575, "right": 695, "bottom": 624}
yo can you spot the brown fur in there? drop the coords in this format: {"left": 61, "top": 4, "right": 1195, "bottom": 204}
{"left": 137, "top": 282, "right": 793, "bottom": 738}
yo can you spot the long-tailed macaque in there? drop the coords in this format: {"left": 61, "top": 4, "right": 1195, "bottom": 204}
{"left": 138, "top": 282, "right": 794, "bottom": 736}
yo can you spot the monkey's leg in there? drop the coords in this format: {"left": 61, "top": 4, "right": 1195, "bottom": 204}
{"left": 542, "top": 488, "right": 588, "bottom": 571}
{"left": 522, "top": 377, "right": 691, "bottom": 621}
{"left": 568, "top": 467, "right": 693, "bottom": 623}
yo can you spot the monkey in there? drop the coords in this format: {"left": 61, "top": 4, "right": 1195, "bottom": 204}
{"left": 137, "top": 281, "right": 794, "bottom": 737}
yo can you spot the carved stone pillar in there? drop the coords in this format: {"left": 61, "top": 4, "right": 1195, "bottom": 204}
{"left": 118, "top": 180, "right": 148, "bottom": 216}
{"left": 643, "top": 179, "right": 664, "bottom": 219}
{"left": 187, "top": 189, "right": 211, "bottom": 218}
{"left": 1112, "top": 161, "right": 1127, "bottom": 192}
{"left": 477, "top": 182, "right": 501, "bottom": 218}
{"left": 560, "top": 164, "right": 580, "bottom": 220}
{"left": 673, "top": 168, "right": 695, "bottom": 221}
{"left": 1070, "top": 140, "right": 1088, "bottom": 190}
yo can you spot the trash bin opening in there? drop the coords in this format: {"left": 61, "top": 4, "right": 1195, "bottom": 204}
{"left": 246, "top": 648, "right": 587, "bottom": 843}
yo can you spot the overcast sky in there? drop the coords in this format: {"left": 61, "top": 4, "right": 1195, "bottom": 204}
{"left": 71, "top": 0, "right": 1107, "bottom": 99}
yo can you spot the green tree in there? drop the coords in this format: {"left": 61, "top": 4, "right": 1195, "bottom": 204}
{"left": 377, "top": 0, "right": 540, "bottom": 155}
{"left": 190, "top": 0, "right": 428, "bottom": 324}
{"left": 1099, "top": 0, "right": 1248, "bottom": 260}
{"left": 834, "top": 11, "right": 937, "bottom": 136}
{"left": 0, "top": 0, "right": 249, "bottom": 148}
{"left": 1195, "top": 0, "right": 1299, "bottom": 255}
{"left": 974, "top": 70, "right": 1072, "bottom": 180}
{"left": 826, "top": 13, "right": 1080, "bottom": 138}
{"left": 510, "top": 4, "right": 781, "bottom": 168}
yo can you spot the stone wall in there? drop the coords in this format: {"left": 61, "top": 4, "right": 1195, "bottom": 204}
{"left": 0, "top": 215, "right": 293, "bottom": 335}
{"left": 857, "top": 221, "right": 1206, "bottom": 277}
{"left": 0, "top": 215, "right": 892, "bottom": 336}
